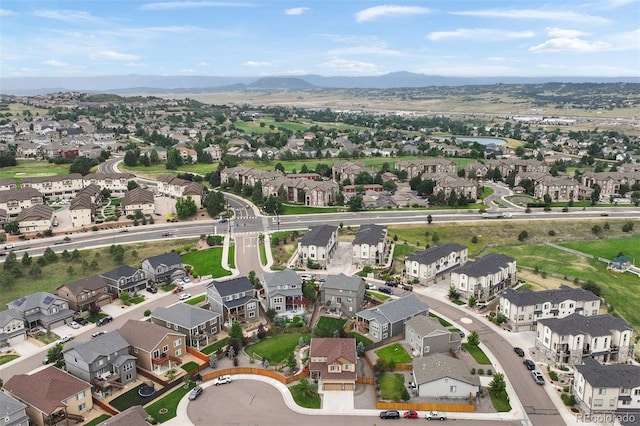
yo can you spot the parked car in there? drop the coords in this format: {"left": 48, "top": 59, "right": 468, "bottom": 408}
{"left": 532, "top": 370, "right": 545, "bottom": 385}
{"left": 42, "top": 355, "right": 50, "bottom": 365}
{"left": 514, "top": 347, "right": 525, "bottom": 357}
{"left": 403, "top": 410, "right": 419, "bottom": 419}
{"left": 379, "top": 410, "right": 400, "bottom": 419}
{"left": 300, "top": 274, "right": 313, "bottom": 281}
{"left": 173, "top": 285, "right": 185, "bottom": 293}
{"left": 188, "top": 385, "right": 203, "bottom": 400}
{"left": 218, "top": 218, "right": 228, "bottom": 223}
{"left": 68, "top": 321, "right": 80, "bottom": 329}
{"left": 182, "top": 276, "right": 191, "bottom": 283}
{"left": 212, "top": 375, "right": 231, "bottom": 385}
{"left": 4, "top": 243, "right": 15, "bottom": 250}
{"left": 407, "top": 381, "right": 417, "bottom": 389}
{"left": 458, "top": 331, "right": 466, "bottom": 338}
{"left": 179, "top": 293, "right": 192, "bottom": 300}
{"left": 56, "top": 334, "right": 74, "bottom": 344}
{"left": 523, "top": 359, "right": 536, "bottom": 370}
{"left": 91, "top": 330, "right": 106, "bottom": 339}
{"left": 74, "top": 317, "right": 89, "bottom": 326}
{"left": 96, "top": 316, "right": 113, "bottom": 327}
{"left": 425, "top": 410, "right": 447, "bottom": 420}
{"left": 385, "top": 281, "right": 398, "bottom": 287}
{"left": 146, "top": 286, "right": 158, "bottom": 294}
{"left": 379, "top": 287, "right": 394, "bottom": 295}
{"left": 367, "top": 284, "right": 377, "bottom": 291}
{"left": 402, "top": 284, "right": 413, "bottom": 291}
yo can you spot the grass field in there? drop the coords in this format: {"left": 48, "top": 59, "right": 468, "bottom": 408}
{"left": 462, "top": 343, "right": 492, "bottom": 365}
{"left": 185, "top": 294, "right": 205, "bottom": 305}
{"left": 0, "top": 160, "right": 70, "bottom": 181}
{"left": 289, "top": 383, "right": 321, "bottom": 409}
{"left": 201, "top": 337, "right": 229, "bottom": 355}
{"left": 244, "top": 333, "right": 309, "bottom": 363}
{"left": 375, "top": 343, "right": 412, "bottom": 364}
{"left": 281, "top": 204, "right": 344, "bottom": 215}
{"left": 559, "top": 236, "right": 640, "bottom": 266}
{"left": 0, "top": 354, "right": 19, "bottom": 365}
{"left": 378, "top": 373, "right": 407, "bottom": 401}
{"left": 181, "top": 248, "right": 232, "bottom": 278}
{"left": 145, "top": 381, "right": 197, "bottom": 423}
{"left": 315, "top": 316, "right": 347, "bottom": 336}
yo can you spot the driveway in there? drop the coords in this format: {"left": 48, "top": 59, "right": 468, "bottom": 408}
{"left": 326, "top": 242, "right": 354, "bottom": 274}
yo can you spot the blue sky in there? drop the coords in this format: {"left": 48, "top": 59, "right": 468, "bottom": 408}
{"left": 0, "top": 0, "right": 638, "bottom": 78}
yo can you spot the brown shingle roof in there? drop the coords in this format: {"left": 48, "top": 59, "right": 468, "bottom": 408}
{"left": 16, "top": 204, "right": 53, "bottom": 222}
{"left": 118, "top": 319, "right": 185, "bottom": 352}
{"left": 0, "top": 188, "right": 42, "bottom": 203}
{"left": 21, "top": 173, "right": 83, "bottom": 185}
{"left": 122, "top": 187, "right": 154, "bottom": 206}
{"left": 70, "top": 193, "right": 93, "bottom": 210}
{"left": 58, "top": 274, "right": 107, "bottom": 296}
{"left": 309, "top": 337, "right": 357, "bottom": 381}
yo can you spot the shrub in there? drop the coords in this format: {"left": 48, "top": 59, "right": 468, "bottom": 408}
{"left": 517, "top": 230, "right": 528, "bottom": 241}
{"left": 548, "top": 230, "right": 556, "bottom": 236}
{"left": 471, "top": 236, "right": 479, "bottom": 244}
{"left": 561, "top": 393, "right": 576, "bottom": 406}
{"left": 549, "top": 371, "right": 559, "bottom": 381}
{"left": 487, "top": 369, "right": 493, "bottom": 376}
{"left": 477, "top": 368, "right": 484, "bottom": 375}
{"left": 470, "top": 368, "right": 476, "bottom": 375}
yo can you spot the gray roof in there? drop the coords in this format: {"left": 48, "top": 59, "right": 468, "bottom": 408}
{"left": 144, "top": 252, "right": 182, "bottom": 269}
{"left": 62, "top": 331, "right": 130, "bottom": 363}
{"left": 0, "top": 388, "right": 27, "bottom": 416}
{"left": 405, "top": 243, "right": 467, "bottom": 264}
{"left": 152, "top": 303, "right": 220, "bottom": 329}
{"left": 59, "top": 275, "right": 107, "bottom": 296}
{"left": 452, "top": 253, "right": 515, "bottom": 277}
{"left": 538, "top": 313, "right": 632, "bottom": 336}
{"left": 357, "top": 295, "right": 429, "bottom": 325}
{"left": 8, "top": 292, "right": 67, "bottom": 312}
{"left": 322, "top": 273, "right": 364, "bottom": 292}
{"left": 412, "top": 353, "right": 481, "bottom": 387}
{"left": 352, "top": 224, "right": 387, "bottom": 246}
{"left": 405, "top": 315, "right": 450, "bottom": 336}
{"left": 575, "top": 358, "right": 640, "bottom": 388}
{"left": 16, "top": 204, "right": 54, "bottom": 222}
{"left": 502, "top": 285, "right": 600, "bottom": 306}
{"left": 101, "top": 266, "right": 143, "bottom": 281}
{"left": 0, "top": 308, "right": 23, "bottom": 327}
{"left": 263, "top": 268, "right": 302, "bottom": 290}
{"left": 209, "top": 276, "right": 253, "bottom": 297}
{"left": 299, "top": 224, "right": 337, "bottom": 247}
{"left": 100, "top": 405, "right": 149, "bottom": 426}
{"left": 225, "top": 294, "right": 257, "bottom": 309}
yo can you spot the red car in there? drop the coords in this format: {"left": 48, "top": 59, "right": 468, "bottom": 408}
{"left": 403, "top": 410, "right": 419, "bottom": 419}
{"left": 172, "top": 286, "right": 184, "bottom": 293}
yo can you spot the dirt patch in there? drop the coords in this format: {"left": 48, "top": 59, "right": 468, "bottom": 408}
{"left": 518, "top": 270, "right": 577, "bottom": 291}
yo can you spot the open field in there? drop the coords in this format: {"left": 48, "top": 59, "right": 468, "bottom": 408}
{"left": 244, "top": 333, "right": 309, "bottom": 363}
{"left": 0, "top": 160, "right": 70, "bottom": 181}
{"left": 181, "top": 247, "right": 232, "bottom": 278}
{"left": 560, "top": 236, "right": 640, "bottom": 266}
{"left": 7, "top": 103, "right": 48, "bottom": 116}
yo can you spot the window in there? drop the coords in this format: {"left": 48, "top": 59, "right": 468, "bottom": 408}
{"left": 599, "top": 388, "right": 606, "bottom": 395}
{"left": 123, "top": 363, "right": 133, "bottom": 372}
{"left": 174, "top": 339, "right": 181, "bottom": 347}
{"left": 77, "top": 391, "right": 86, "bottom": 400}
{"left": 175, "top": 349, "right": 182, "bottom": 357}
{"left": 174, "top": 324, "right": 178, "bottom": 331}
{"left": 610, "top": 399, "right": 616, "bottom": 407}
{"left": 594, "top": 399, "right": 603, "bottom": 407}
{"left": 622, "top": 400, "right": 631, "bottom": 406}
{"left": 163, "top": 345, "right": 169, "bottom": 353}
{"left": 153, "top": 350, "right": 159, "bottom": 358}
{"left": 450, "top": 386, "right": 457, "bottom": 393}
{"left": 634, "top": 389, "right": 640, "bottom": 396}
{"left": 78, "top": 403, "right": 86, "bottom": 411}
{"left": 329, "top": 365, "right": 340, "bottom": 372}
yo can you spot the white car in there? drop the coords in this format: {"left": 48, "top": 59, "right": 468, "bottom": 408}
{"left": 182, "top": 276, "right": 191, "bottom": 283}
{"left": 179, "top": 293, "right": 192, "bottom": 301}
{"left": 212, "top": 375, "right": 231, "bottom": 386}
{"left": 4, "top": 243, "right": 15, "bottom": 250}
{"left": 68, "top": 321, "right": 80, "bottom": 329}
{"left": 299, "top": 274, "right": 313, "bottom": 281}
{"left": 56, "top": 334, "right": 74, "bottom": 345}
{"left": 425, "top": 411, "right": 447, "bottom": 420}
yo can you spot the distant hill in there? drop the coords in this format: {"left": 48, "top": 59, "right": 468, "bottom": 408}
{"left": 1, "top": 72, "right": 638, "bottom": 95}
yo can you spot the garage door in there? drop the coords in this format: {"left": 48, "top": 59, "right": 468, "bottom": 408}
{"left": 323, "top": 383, "right": 343, "bottom": 391}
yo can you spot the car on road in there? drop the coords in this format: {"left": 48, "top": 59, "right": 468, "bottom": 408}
{"left": 119, "top": 228, "right": 129, "bottom": 233}
{"left": 68, "top": 321, "right": 80, "bottom": 329}
{"left": 514, "top": 347, "right": 525, "bottom": 357}
{"left": 4, "top": 243, "right": 15, "bottom": 250}
{"left": 179, "top": 293, "right": 192, "bottom": 300}
{"left": 402, "top": 284, "right": 413, "bottom": 291}
{"left": 91, "top": 330, "right": 106, "bottom": 339}
{"left": 403, "top": 410, "right": 419, "bottom": 419}
{"left": 188, "top": 385, "right": 203, "bottom": 400}
{"left": 379, "top": 410, "right": 400, "bottom": 419}
{"left": 173, "top": 285, "right": 185, "bottom": 293}
{"left": 425, "top": 410, "right": 447, "bottom": 420}
{"left": 212, "top": 375, "right": 231, "bottom": 385}
{"left": 218, "top": 218, "right": 228, "bottom": 223}
{"left": 299, "top": 274, "right": 313, "bottom": 281}
{"left": 96, "top": 316, "right": 113, "bottom": 327}
{"left": 600, "top": 212, "right": 609, "bottom": 216}
{"left": 161, "top": 232, "right": 172, "bottom": 237}
{"left": 532, "top": 369, "right": 545, "bottom": 385}
{"left": 146, "top": 286, "right": 158, "bottom": 294}
{"left": 379, "top": 287, "right": 394, "bottom": 295}
{"left": 523, "top": 359, "right": 536, "bottom": 370}
{"left": 56, "top": 334, "right": 74, "bottom": 344}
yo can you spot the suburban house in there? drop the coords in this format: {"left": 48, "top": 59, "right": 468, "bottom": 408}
{"left": 261, "top": 269, "right": 305, "bottom": 314}
{"left": 62, "top": 331, "right": 137, "bottom": 395}
{"left": 405, "top": 315, "right": 462, "bottom": 357}
{"left": 4, "top": 366, "right": 93, "bottom": 426}
{"left": 7, "top": 292, "right": 74, "bottom": 330}
{"left": 141, "top": 252, "right": 185, "bottom": 284}
{"left": 83, "top": 173, "right": 134, "bottom": 197}
{"left": 118, "top": 319, "right": 186, "bottom": 373}
{"left": 450, "top": 253, "right": 517, "bottom": 302}
{"left": 156, "top": 175, "right": 205, "bottom": 207}
{"left": 572, "top": 358, "right": 640, "bottom": 416}
{"left": 56, "top": 275, "right": 112, "bottom": 313}
{"left": 298, "top": 224, "right": 338, "bottom": 269}
{"left": 206, "top": 277, "right": 259, "bottom": 323}
{"left": 498, "top": 285, "right": 601, "bottom": 332}
{"left": 404, "top": 243, "right": 468, "bottom": 284}
{"left": 535, "top": 313, "right": 634, "bottom": 365}
{"left": 20, "top": 174, "right": 84, "bottom": 200}
{"left": 203, "top": 145, "right": 222, "bottom": 162}
{"left": 351, "top": 224, "right": 389, "bottom": 266}
{"left": 262, "top": 177, "right": 339, "bottom": 207}
{"left": 121, "top": 187, "right": 155, "bottom": 216}
{"left": 0, "top": 308, "right": 27, "bottom": 347}
{"left": 355, "top": 295, "right": 430, "bottom": 342}
{"left": 432, "top": 175, "right": 479, "bottom": 200}
{"left": 0, "top": 188, "right": 44, "bottom": 218}
{"left": 100, "top": 406, "right": 150, "bottom": 426}
{"left": 15, "top": 204, "right": 54, "bottom": 234}
{"left": 0, "top": 391, "right": 28, "bottom": 426}
{"left": 309, "top": 338, "right": 357, "bottom": 391}
{"left": 412, "top": 353, "right": 480, "bottom": 399}
{"left": 394, "top": 159, "right": 458, "bottom": 179}
{"left": 320, "top": 273, "right": 366, "bottom": 316}
{"left": 151, "top": 303, "right": 221, "bottom": 350}
{"left": 100, "top": 266, "right": 148, "bottom": 296}
{"left": 69, "top": 194, "right": 94, "bottom": 228}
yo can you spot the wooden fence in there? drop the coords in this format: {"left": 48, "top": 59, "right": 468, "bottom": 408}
{"left": 187, "top": 346, "right": 210, "bottom": 363}
{"left": 92, "top": 398, "right": 118, "bottom": 415}
{"left": 376, "top": 399, "right": 475, "bottom": 412}
{"left": 356, "top": 377, "right": 375, "bottom": 385}
{"left": 201, "top": 367, "right": 309, "bottom": 385}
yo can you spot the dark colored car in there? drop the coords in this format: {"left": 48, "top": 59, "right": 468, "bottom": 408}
{"left": 386, "top": 281, "right": 398, "bottom": 287}
{"left": 96, "top": 316, "right": 113, "bottom": 327}
{"left": 514, "top": 347, "right": 525, "bottom": 357}
{"left": 402, "top": 284, "right": 413, "bottom": 292}
{"left": 380, "top": 410, "right": 400, "bottom": 419}
{"left": 379, "top": 287, "right": 394, "bottom": 295}
{"left": 523, "top": 359, "right": 536, "bottom": 370}
{"left": 188, "top": 385, "right": 203, "bottom": 400}
{"left": 146, "top": 286, "right": 158, "bottom": 294}
{"left": 161, "top": 232, "right": 172, "bottom": 237}
{"left": 74, "top": 317, "right": 89, "bottom": 326}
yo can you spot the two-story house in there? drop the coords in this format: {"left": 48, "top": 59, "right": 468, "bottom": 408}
{"left": 206, "top": 277, "right": 258, "bottom": 323}
{"left": 320, "top": 273, "right": 366, "bottom": 316}
{"left": 62, "top": 331, "right": 137, "bottom": 395}
{"left": 141, "top": 252, "right": 185, "bottom": 285}
{"left": 0, "top": 188, "right": 43, "bottom": 218}
{"left": 356, "top": 295, "right": 430, "bottom": 342}
{"left": 351, "top": 224, "right": 389, "bottom": 266}
{"left": 405, "top": 315, "right": 462, "bottom": 357}
{"left": 499, "top": 285, "right": 601, "bottom": 331}
{"left": 0, "top": 391, "right": 28, "bottom": 426}
{"left": 309, "top": 338, "right": 357, "bottom": 391}
{"left": 69, "top": 194, "right": 94, "bottom": 228}
{"left": 100, "top": 266, "right": 148, "bottom": 296}
{"left": 56, "top": 275, "right": 112, "bottom": 313}
{"left": 156, "top": 175, "right": 205, "bottom": 207}
{"left": 412, "top": 353, "right": 480, "bottom": 399}
{"left": 261, "top": 269, "right": 305, "bottom": 314}
{"left": 83, "top": 173, "right": 135, "bottom": 197}
{"left": 118, "top": 319, "right": 186, "bottom": 373}
{"left": 536, "top": 313, "right": 634, "bottom": 365}
{"left": 7, "top": 292, "right": 74, "bottom": 330}
{"left": 298, "top": 224, "right": 338, "bottom": 269}
{"left": 573, "top": 358, "right": 640, "bottom": 417}
{"left": 15, "top": 204, "right": 54, "bottom": 234}
{"left": 122, "top": 187, "right": 155, "bottom": 216}
{"left": 0, "top": 308, "right": 27, "bottom": 347}
{"left": 4, "top": 366, "right": 93, "bottom": 426}
{"left": 450, "top": 253, "right": 517, "bottom": 302}
{"left": 20, "top": 174, "right": 84, "bottom": 200}
{"left": 151, "top": 303, "right": 221, "bottom": 350}
{"left": 404, "top": 243, "right": 468, "bottom": 284}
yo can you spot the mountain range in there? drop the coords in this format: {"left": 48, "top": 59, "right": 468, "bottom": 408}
{"left": 1, "top": 71, "right": 638, "bottom": 95}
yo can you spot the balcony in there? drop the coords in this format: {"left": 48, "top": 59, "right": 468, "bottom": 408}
{"left": 45, "top": 410, "right": 84, "bottom": 426}
{"left": 152, "top": 354, "right": 182, "bottom": 366}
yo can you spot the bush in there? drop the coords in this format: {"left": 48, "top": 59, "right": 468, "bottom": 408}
{"left": 478, "top": 368, "right": 484, "bottom": 375}
{"left": 548, "top": 230, "right": 556, "bottom": 236}
{"left": 561, "top": 393, "right": 576, "bottom": 406}
{"left": 517, "top": 230, "right": 528, "bottom": 241}
{"left": 549, "top": 371, "right": 559, "bottom": 381}
{"left": 471, "top": 236, "right": 478, "bottom": 244}
{"left": 470, "top": 368, "right": 476, "bottom": 375}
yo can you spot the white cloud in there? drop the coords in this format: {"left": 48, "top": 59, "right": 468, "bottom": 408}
{"left": 452, "top": 9, "right": 609, "bottom": 25}
{"left": 32, "top": 9, "right": 101, "bottom": 23}
{"left": 487, "top": 56, "right": 506, "bottom": 62}
{"left": 427, "top": 28, "right": 535, "bottom": 41}
{"left": 529, "top": 37, "right": 610, "bottom": 52}
{"left": 243, "top": 61, "right": 273, "bottom": 67}
{"left": 318, "top": 58, "right": 381, "bottom": 73}
{"left": 545, "top": 28, "right": 588, "bottom": 38}
{"left": 91, "top": 51, "right": 141, "bottom": 61}
{"left": 327, "top": 45, "right": 402, "bottom": 56}
{"left": 140, "top": 1, "right": 254, "bottom": 11}
{"left": 42, "top": 59, "right": 68, "bottom": 67}
{"left": 285, "top": 7, "right": 309, "bottom": 16}
{"left": 355, "top": 5, "right": 431, "bottom": 23}
{"left": 0, "top": 9, "right": 15, "bottom": 16}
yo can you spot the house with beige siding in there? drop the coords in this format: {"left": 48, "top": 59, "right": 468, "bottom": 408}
{"left": 118, "top": 319, "right": 186, "bottom": 373}
{"left": 0, "top": 188, "right": 44, "bottom": 218}
{"left": 298, "top": 224, "right": 338, "bottom": 268}
{"left": 450, "top": 253, "right": 517, "bottom": 302}
{"left": 15, "top": 204, "right": 54, "bottom": 233}
{"left": 309, "top": 338, "right": 357, "bottom": 391}
{"left": 122, "top": 187, "right": 155, "bottom": 216}
{"left": 404, "top": 243, "right": 468, "bottom": 285}
{"left": 20, "top": 174, "right": 84, "bottom": 200}
{"left": 69, "top": 194, "right": 93, "bottom": 228}
{"left": 351, "top": 224, "right": 388, "bottom": 266}
{"left": 56, "top": 275, "right": 112, "bottom": 313}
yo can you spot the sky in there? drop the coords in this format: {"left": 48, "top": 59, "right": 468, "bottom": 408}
{"left": 0, "top": 0, "right": 639, "bottom": 78}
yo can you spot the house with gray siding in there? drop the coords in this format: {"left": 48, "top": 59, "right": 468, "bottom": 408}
{"left": 261, "top": 269, "right": 305, "bottom": 314}
{"left": 451, "top": 253, "right": 517, "bottom": 302}
{"left": 0, "top": 390, "right": 29, "bottom": 426}
{"left": 404, "top": 243, "right": 468, "bottom": 284}
{"left": 355, "top": 295, "right": 429, "bottom": 342}
{"left": 405, "top": 315, "right": 461, "bottom": 357}
{"left": 298, "top": 224, "right": 338, "bottom": 269}
{"left": 151, "top": 303, "right": 221, "bottom": 350}
{"left": 7, "top": 292, "right": 74, "bottom": 331}
{"left": 412, "top": 353, "right": 480, "bottom": 399}
{"left": 100, "top": 266, "right": 147, "bottom": 296}
{"left": 320, "top": 273, "right": 366, "bottom": 316}
{"left": 351, "top": 224, "right": 389, "bottom": 266}
{"left": 206, "top": 277, "right": 258, "bottom": 324}
{"left": 0, "top": 309, "right": 27, "bottom": 347}
{"left": 141, "top": 252, "right": 185, "bottom": 284}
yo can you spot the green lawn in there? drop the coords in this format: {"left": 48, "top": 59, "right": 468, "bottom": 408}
{"left": 181, "top": 248, "right": 232, "bottom": 278}
{"left": 110, "top": 383, "right": 157, "bottom": 412}
{"left": 559, "top": 236, "right": 640, "bottom": 266}
{"left": 0, "top": 354, "right": 19, "bottom": 365}
{"left": 180, "top": 361, "right": 199, "bottom": 374}
{"left": 83, "top": 414, "right": 111, "bottom": 426}
{"left": 366, "top": 290, "right": 391, "bottom": 301}
{"left": 375, "top": 343, "right": 412, "bottom": 364}
{"left": 145, "top": 381, "right": 197, "bottom": 423}
{"left": 185, "top": 294, "right": 205, "bottom": 305}
{"left": 429, "top": 312, "right": 452, "bottom": 327}
{"left": 347, "top": 332, "right": 373, "bottom": 347}
{"left": 289, "top": 383, "right": 321, "bottom": 409}
{"left": 244, "top": 333, "right": 309, "bottom": 363}
{"left": 201, "top": 337, "right": 229, "bottom": 355}
{"left": 315, "top": 316, "right": 347, "bottom": 336}
{"left": 489, "top": 390, "right": 512, "bottom": 412}
{"left": 281, "top": 204, "right": 344, "bottom": 215}
{"left": 227, "top": 245, "right": 235, "bottom": 269}
{"left": 462, "top": 343, "right": 492, "bottom": 365}
{"left": 0, "top": 160, "right": 70, "bottom": 181}
{"left": 379, "top": 373, "right": 407, "bottom": 401}
{"left": 259, "top": 243, "right": 267, "bottom": 265}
